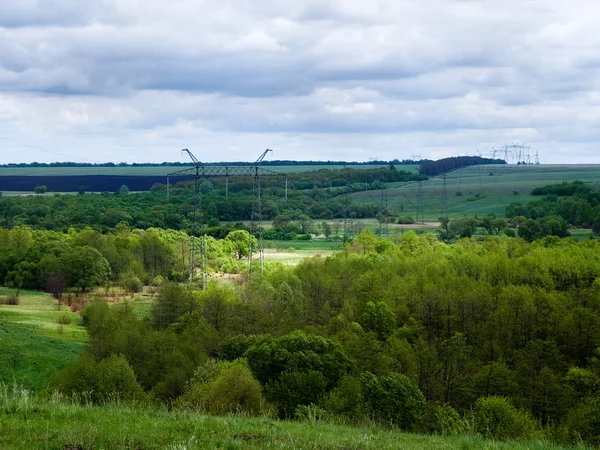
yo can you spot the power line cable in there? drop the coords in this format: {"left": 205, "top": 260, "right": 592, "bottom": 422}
{"left": 0, "top": 136, "right": 101, "bottom": 164}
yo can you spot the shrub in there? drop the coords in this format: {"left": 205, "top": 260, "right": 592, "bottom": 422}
{"left": 322, "top": 375, "right": 365, "bottom": 422}
{"left": 360, "top": 372, "right": 425, "bottom": 430}
{"left": 121, "top": 272, "right": 143, "bottom": 294}
{"left": 52, "top": 354, "right": 146, "bottom": 404}
{"left": 418, "top": 402, "right": 464, "bottom": 436}
{"left": 57, "top": 314, "right": 72, "bottom": 325}
{"left": 267, "top": 370, "right": 327, "bottom": 418}
{"left": 398, "top": 216, "right": 416, "bottom": 225}
{"left": 473, "top": 396, "right": 538, "bottom": 441}
{"left": 175, "top": 360, "right": 266, "bottom": 416}
{"left": 565, "top": 395, "right": 600, "bottom": 446}
{"left": 0, "top": 296, "right": 19, "bottom": 305}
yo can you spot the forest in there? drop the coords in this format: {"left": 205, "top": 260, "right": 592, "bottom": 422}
{"left": 2, "top": 177, "right": 600, "bottom": 447}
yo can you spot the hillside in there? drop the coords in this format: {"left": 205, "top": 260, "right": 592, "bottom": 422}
{"left": 352, "top": 164, "right": 600, "bottom": 220}
{"left": 0, "top": 398, "right": 570, "bottom": 450}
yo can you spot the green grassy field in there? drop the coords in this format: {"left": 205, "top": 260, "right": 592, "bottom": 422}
{"left": 0, "top": 163, "right": 401, "bottom": 177}
{"left": 0, "top": 289, "right": 86, "bottom": 392}
{"left": 0, "top": 398, "right": 574, "bottom": 450}
{"left": 353, "top": 164, "right": 600, "bottom": 221}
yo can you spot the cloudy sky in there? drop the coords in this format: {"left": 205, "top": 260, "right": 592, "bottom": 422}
{"left": 1, "top": 0, "right": 599, "bottom": 164}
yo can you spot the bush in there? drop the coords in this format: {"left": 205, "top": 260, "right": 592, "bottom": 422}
{"left": 52, "top": 354, "right": 146, "bottom": 404}
{"left": 360, "top": 372, "right": 425, "bottom": 430}
{"left": 473, "top": 396, "right": 538, "bottom": 441}
{"left": 418, "top": 402, "right": 464, "bottom": 436}
{"left": 267, "top": 370, "right": 327, "bottom": 418}
{"left": 398, "top": 216, "right": 416, "bottom": 224}
{"left": 175, "top": 360, "right": 266, "bottom": 416}
{"left": 120, "top": 271, "right": 143, "bottom": 294}
{"left": 322, "top": 375, "right": 365, "bottom": 422}
{"left": 0, "top": 296, "right": 19, "bottom": 305}
{"left": 565, "top": 395, "right": 600, "bottom": 446}
{"left": 57, "top": 314, "right": 72, "bottom": 325}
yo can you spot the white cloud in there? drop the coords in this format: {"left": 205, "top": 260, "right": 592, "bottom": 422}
{"left": 1, "top": 0, "right": 600, "bottom": 163}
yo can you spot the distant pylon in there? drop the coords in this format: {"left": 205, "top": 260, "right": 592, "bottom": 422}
{"left": 416, "top": 180, "right": 424, "bottom": 224}
{"left": 441, "top": 172, "right": 448, "bottom": 221}
{"left": 380, "top": 177, "right": 388, "bottom": 236}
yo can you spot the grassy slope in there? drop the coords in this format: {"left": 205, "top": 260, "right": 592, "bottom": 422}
{"left": 0, "top": 289, "right": 86, "bottom": 392}
{"left": 352, "top": 164, "right": 600, "bottom": 220}
{"left": 0, "top": 401, "right": 571, "bottom": 450}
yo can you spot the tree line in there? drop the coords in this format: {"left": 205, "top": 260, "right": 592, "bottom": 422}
{"left": 0, "top": 166, "right": 419, "bottom": 233}
{"left": 506, "top": 180, "right": 600, "bottom": 238}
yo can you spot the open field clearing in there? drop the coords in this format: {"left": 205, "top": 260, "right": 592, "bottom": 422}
{"left": 353, "top": 164, "right": 600, "bottom": 220}
{"left": 0, "top": 289, "right": 86, "bottom": 392}
{"left": 0, "top": 163, "right": 401, "bottom": 177}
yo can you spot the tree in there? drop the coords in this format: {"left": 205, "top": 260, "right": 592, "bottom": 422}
{"left": 199, "top": 181, "right": 214, "bottom": 194}
{"left": 151, "top": 282, "right": 198, "bottom": 329}
{"left": 60, "top": 246, "right": 110, "bottom": 292}
{"left": 359, "top": 301, "right": 396, "bottom": 340}
{"left": 34, "top": 185, "right": 47, "bottom": 194}
{"left": 117, "top": 185, "right": 130, "bottom": 195}
{"left": 321, "top": 221, "right": 332, "bottom": 238}
{"left": 225, "top": 230, "right": 257, "bottom": 260}
{"left": 360, "top": 372, "right": 426, "bottom": 430}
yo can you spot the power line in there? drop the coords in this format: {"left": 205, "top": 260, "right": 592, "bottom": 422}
{"left": 0, "top": 136, "right": 101, "bottom": 164}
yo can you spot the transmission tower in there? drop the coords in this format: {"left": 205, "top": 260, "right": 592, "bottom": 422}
{"left": 248, "top": 149, "right": 272, "bottom": 277}
{"left": 440, "top": 172, "right": 448, "bottom": 221}
{"left": 416, "top": 180, "right": 424, "bottom": 224}
{"left": 343, "top": 167, "right": 352, "bottom": 237}
{"left": 379, "top": 176, "right": 388, "bottom": 236}
{"left": 535, "top": 149, "right": 540, "bottom": 165}
{"left": 168, "top": 148, "right": 283, "bottom": 284}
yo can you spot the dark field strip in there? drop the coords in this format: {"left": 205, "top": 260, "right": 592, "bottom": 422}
{"left": 0, "top": 175, "right": 194, "bottom": 192}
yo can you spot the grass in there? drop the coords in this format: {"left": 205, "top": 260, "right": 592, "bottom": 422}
{"left": 352, "top": 164, "right": 600, "bottom": 221}
{"left": 0, "top": 397, "right": 574, "bottom": 450}
{"left": 0, "top": 288, "right": 86, "bottom": 392}
{"left": 0, "top": 164, "right": 400, "bottom": 177}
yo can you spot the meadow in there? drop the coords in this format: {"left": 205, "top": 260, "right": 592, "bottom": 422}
{"left": 0, "top": 397, "right": 575, "bottom": 450}
{"left": 352, "top": 164, "right": 600, "bottom": 221}
{"left": 0, "top": 288, "right": 86, "bottom": 392}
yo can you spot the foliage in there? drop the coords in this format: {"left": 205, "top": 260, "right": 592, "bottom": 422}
{"left": 360, "top": 372, "right": 426, "bottom": 430}
{"left": 473, "top": 396, "right": 538, "bottom": 441}
{"left": 52, "top": 354, "right": 146, "bottom": 404}
{"left": 175, "top": 359, "right": 266, "bottom": 415}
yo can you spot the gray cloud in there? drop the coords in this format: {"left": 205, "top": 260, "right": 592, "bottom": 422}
{"left": 1, "top": 0, "right": 600, "bottom": 163}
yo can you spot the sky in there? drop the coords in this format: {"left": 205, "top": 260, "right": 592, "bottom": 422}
{"left": 1, "top": 0, "right": 599, "bottom": 164}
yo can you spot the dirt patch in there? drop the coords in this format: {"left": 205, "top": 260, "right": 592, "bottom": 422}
{"left": 233, "top": 433, "right": 265, "bottom": 441}
{"left": 391, "top": 222, "right": 440, "bottom": 229}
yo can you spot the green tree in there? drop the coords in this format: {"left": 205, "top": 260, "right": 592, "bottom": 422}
{"left": 151, "top": 282, "right": 198, "bottom": 329}
{"left": 360, "top": 372, "right": 426, "bottom": 430}
{"left": 60, "top": 245, "right": 110, "bottom": 292}
{"left": 359, "top": 301, "right": 396, "bottom": 340}
{"left": 321, "top": 221, "right": 332, "bottom": 238}
{"left": 225, "top": 230, "right": 257, "bottom": 260}
{"left": 34, "top": 185, "right": 47, "bottom": 194}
